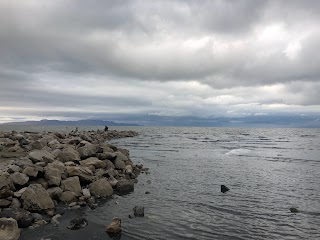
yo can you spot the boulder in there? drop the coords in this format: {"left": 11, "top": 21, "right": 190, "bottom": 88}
{"left": 46, "top": 187, "right": 63, "bottom": 199}
{"left": 44, "top": 166, "right": 62, "bottom": 186}
{"left": 31, "top": 139, "right": 47, "bottom": 150}
{"left": 22, "top": 166, "right": 38, "bottom": 177}
{"left": 114, "top": 159, "right": 126, "bottom": 170}
{"left": 59, "top": 191, "right": 77, "bottom": 203}
{"left": 66, "top": 166, "right": 94, "bottom": 183}
{"left": 21, "top": 184, "right": 54, "bottom": 211}
{"left": 105, "top": 218, "right": 122, "bottom": 233}
{"left": 0, "top": 199, "right": 12, "bottom": 207}
{"left": 10, "top": 172, "right": 29, "bottom": 186}
{"left": 0, "top": 173, "right": 14, "bottom": 190}
{"left": 28, "top": 150, "right": 55, "bottom": 163}
{"left": 77, "top": 142, "right": 96, "bottom": 159}
{"left": 82, "top": 189, "right": 91, "bottom": 199}
{"left": 89, "top": 178, "right": 113, "bottom": 198}
{"left": 0, "top": 218, "right": 21, "bottom": 240}
{"left": 13, "top": 187, "right": 27, "bottom": 198}
{"left": 116, "top": 180, "right": 134, "bottom": 193}
{"left": 103, "top": 160, "right": 115, "bottom": 169}
{"left": 0, "top": 187, "right": 13, "bottom": 198}
{"left": 114, "top": 151, "right": 128, "bottom": 162}
{"left": 67, "top": 217, "right": 88, "bottom": 230}
{"left": 57, "top": 146, "right": 80, "bottom": 162}
{"left": 97, "top": 152, "right": 117, "bottom": 161}
{"left": 80, "top": 157, "right": 106, "bottom": 169}
{"left": 48, "top": 139, "right": 61, "bottom": 149}
{"left": 7, "top": 165, "right": 21, "bottom": 174}
{"left": 60, "top": 177, "right": 81, "bottom": 196}
{"left": 10, "top": 198, "right": 21, "bottom": 209}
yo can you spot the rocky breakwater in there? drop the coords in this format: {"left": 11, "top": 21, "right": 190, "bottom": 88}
{"left": 0, "top": 129, "right": 142, "bottom": 238}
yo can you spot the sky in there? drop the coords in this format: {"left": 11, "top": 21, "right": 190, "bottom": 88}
{"left": 1, "top": 0, "right": 320, "bottom": 125}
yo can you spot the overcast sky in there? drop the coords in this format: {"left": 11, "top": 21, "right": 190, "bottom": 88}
{"left": 1, "top": 0, "right": 320, "bottom": 123}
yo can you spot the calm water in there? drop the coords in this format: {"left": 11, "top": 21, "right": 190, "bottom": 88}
{"left": 2, "top": 126, "right": 320, "bottom": 240}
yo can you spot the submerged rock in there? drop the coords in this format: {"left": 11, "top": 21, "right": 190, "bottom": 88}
{"left": 290, "top": 207, "right": 299, "bottom": 213}
{"left": 106, "top": 217, "right": 122, "bottom": 233}
{"left": 133, "top": 206, "right": 144, "bottom": 217}
{"left": 221, "top": 185, "right": 229, "bottom": 193}
{"left": 67, "top": 217, "right": 88, "bottom": 230}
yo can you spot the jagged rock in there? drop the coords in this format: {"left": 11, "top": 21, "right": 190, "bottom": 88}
{"left": 47, "top": 161, "right": 65, "bottom": 172}
{"left": 77, "top": 142, "right": 96, "bottom": 159}
{"left": 28, "top": 150, "right": 55, "bottom": 163}
{"left": 51, "top": 214, "right": 61, "bottom": 225}
{"left": 44, "top": 166, "right": 62, "bottom": 186}
{"left": 0, "top": 217, "right": 21, "bottom": 240}
{"left": 103, "top": 160, "right": 115, "bottom": 169}
{"left": 108, "top": 176, "right": 118, "bottom": 188}
{"left": 133, "top": 206, "right": 144, "bottom": 217}
{"left": 66, "top": 166, "right": 94, "bottom": 183}
{"left": 54, "top": 132, "right": 65, "bottom": 139}
{"left": 68, "top": 217, "right": 88, "bottom": 230}
{"left": 80, "top": 157, "right": 106, "bottom": 169}
{"left": 0, "top": 172, "right": 14, "bottom": 190}
{"left": 13, "top": 187, "right": 27, "bottom": 198}
{"left": 7, "top": 165, "right": 21, "bottom": 174}
{"left": 0, "top": 187, "right": 14, "bottom": 198}
{"left": 82, "top": 189, "right": 91, "bottom": 199}
{"left": 0, "top": 199, "right": 12, "bottom": 207}
{"left": 106, "top": 217, "right": 122, "bottom": 233}
{"left": 59, "top": 191, "right": 77, "bottom": 203}
{"left": 52, "top": 149, "right": 62, "bottom": 158}
{"left": 35, "top": 178, "right": 49, "bottom": 189}
{"left": 21, "top": 184, "right": 54, "bottom": 211}
{"left": 10, "top": 198, "right": 21, "bottom": 208}
{"left": 68, "top": 137, "right": 82, "bottom": 145}
{"left": 57, "top": 146, "right": 80, "bottom": 162}
{"left": 10, "top": 172, "right": 29, "bottom": 186}
{"left": 89, "top": 178, "right": 113, "bottom": 198}
{"left": 116, "top": 180, "right": 134, "bottom": 193}
{"left": 125, "top": 165, "right": 133, "bottom": 173}
{"left": 105, "top": 168, "right": 117, "bottom": 177}
{"left": 22, "top": 166, "right": 38, "bottom": 177}
{"left": 290, "top": 207, "right": 299, "bottom": 213}
{"left": 114, "top": 159, "right": 126, "bottom": 170}
{"left": 46, "top": 187, "right": 63, "bottom": 199}
{"left": 31, "top": 139, "right": 47, "bottom": 150}
{"left": 60, "top": 176, "right": 81, "bottom": 196}
{"left": 48, "top": 139, "right": 61, "bottom": 149}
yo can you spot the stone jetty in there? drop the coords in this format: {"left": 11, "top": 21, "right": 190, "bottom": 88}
{"left": 0, "top": 129, "right": 143, "bottom": 236}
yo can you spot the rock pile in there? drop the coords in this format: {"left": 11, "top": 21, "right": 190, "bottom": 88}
{"left": 0, "top": 129, "right": 142, "bottom": 232}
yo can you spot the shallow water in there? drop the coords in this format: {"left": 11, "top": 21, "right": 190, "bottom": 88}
{"left": 2, "top": 126, "right": 320, "bottom": 240}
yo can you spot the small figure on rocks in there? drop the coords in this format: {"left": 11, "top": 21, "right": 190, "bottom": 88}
{"left": 290, "top": 207, "right": 299, "bottom": 213}
{"left": 104, "top": 126, "right": 109, "bottom": 131}
{"left": 67, "top": 217, "right": 88, "bottom": 230}
{"left": 106, "top": 217, "right": 122, "bottom": 233}
{"left": 221, "top": 185, "right": 229, "bottom": 193}
{"left": 133, "top": 206, "right": 144, "bottom": 217}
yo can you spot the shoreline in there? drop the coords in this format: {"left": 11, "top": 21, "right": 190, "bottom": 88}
{"left": 0, "top": 129, "right": 143, "bottom": 239}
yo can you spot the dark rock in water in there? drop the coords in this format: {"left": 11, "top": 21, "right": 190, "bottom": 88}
{"left": 290, "top": 207, "right": 299, "bottom": 213}
{"left": 221, "top": 185, "right": 229, "bottom": 193}
{"left": 145, "top": 191, "right": 150, "bottom": 194}
{"left": 68, "top": 217, "right": 88, "bottom": 230}
{"left": 128, "top": 214, "right": 133, "bottom": 219}
{"left": 17, "top": 214, "right": 34, "bottom": 228}
{"left": 107, "top": 232, "right": 122, "bottom": 240}
{"left": 104, "top": 126, "right": 109, "bottom": 131}
{"left": 133, "top": 206, "right": 144, "bottom": 217}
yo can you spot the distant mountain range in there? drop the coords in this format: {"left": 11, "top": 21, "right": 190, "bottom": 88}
{"left": 1, "top": 119, "right": 141, "bottom": 126}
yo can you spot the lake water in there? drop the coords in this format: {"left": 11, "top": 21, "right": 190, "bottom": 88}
{"left": 2, "top": 126, "right": 320, "bottom": 240}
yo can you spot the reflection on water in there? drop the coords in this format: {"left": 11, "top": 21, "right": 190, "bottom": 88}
{"left": 4, "top": 126, "right": 319, "bottom": 240}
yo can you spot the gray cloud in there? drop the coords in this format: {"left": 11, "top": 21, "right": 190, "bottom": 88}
{"left": 0, "top": 0, "right": 320, "bottom": 122}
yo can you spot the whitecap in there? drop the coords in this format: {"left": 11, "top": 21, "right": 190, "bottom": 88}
{"left": 226, "top": 148, "right": 251, "bottom": 156}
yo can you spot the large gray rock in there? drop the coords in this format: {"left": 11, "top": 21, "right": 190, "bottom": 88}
{"left": 116, "top": 180, "right": 134, "bottom": 193}
{"left": 103, "top": 160, "right": 115, "bottom": 169}
{"left": 59, "top": 191, "right": 77, "bottom": 203}
{"left": 60, "top": 176, "right": 81, "bottom": 196}
{"left": 28, "top": 150, "right": 55, "bottom": 163}
{"left": 0, "top": 172, "right": 14, "bottom": 190}
{"left": 57, "top": 146, "right": 80, "bottom": 162}
{"left": 114, "top": 159, "right": 126, "bottom": 170}
{"left": 77, "top": 142, "right": 96, "bottom": 159}
{"left": 46, "top": 187, "right": 63, "bottom": 199}
{"left": 10, "top": 172, "right": 29, "bottom": 186}
{"left": 0, "top": 218, "right": 21, "bottom": 240}
{"left": 48, "top": 139, "right": 61, "bottom": 149}
{"left": 80, "top": 157, "right": 106, "bottom": 169}
{"left": 97, "top": 152, "right": 117, "bottom": 161}
{"left": 44, "top": 166, "right": 62, "bottom": 186}
{"left": 89, "top": 178, "right": 113, "bottom": 198}
{"left": 22, "top": 166, "right": 38, "bottom": 177}
{"left": 21, "top": 184, "right": 54, "bottom": 211}
{"left": 114, "top": 151, "right": 129, "bottom": 161}
{"left": 66, "top": 166, "right": 94, "bottom": 182}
